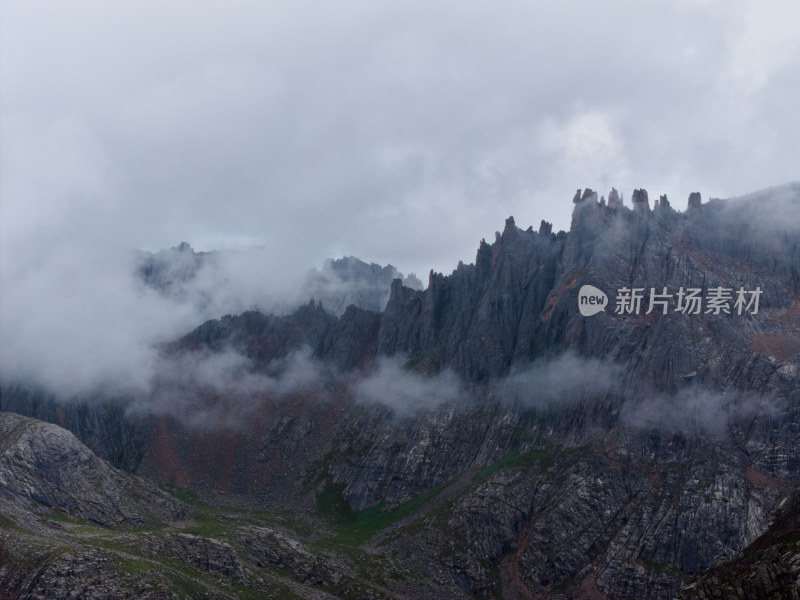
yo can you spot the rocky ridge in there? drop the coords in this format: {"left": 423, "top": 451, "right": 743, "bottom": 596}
{"left": 2, "top": 183, "right": 800, "bottom": 598}
{"left": 137, "top": 243, "right": 422, "bottom": 317}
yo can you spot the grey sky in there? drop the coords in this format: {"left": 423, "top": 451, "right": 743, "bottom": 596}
{"left": 3, "top": 0, "right": 798, "bottom": 275}
{"left": 1, "top": 1, "right": 799, "bottom": 397}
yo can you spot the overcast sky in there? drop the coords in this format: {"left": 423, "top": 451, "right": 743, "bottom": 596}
{"left": 3, "top": 0, "right": 799, "bottom": 276}
{"left": 1, "top": 0, "right": 799, "bottom": 397}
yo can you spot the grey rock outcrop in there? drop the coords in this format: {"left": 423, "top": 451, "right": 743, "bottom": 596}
{"left": 0, "top": 385, "right": 152, "bottom": 472}
{"left": 0, "top": 412, "right": 185, "bottom": 528}
{"left": 632, "top": 187, "right": 650, "bottom": 211}
{"left": 681, "top": 488, "right": 800, "bottom": 599}
{"left": 608, "top": 187, "right": 622, "bottom": 208}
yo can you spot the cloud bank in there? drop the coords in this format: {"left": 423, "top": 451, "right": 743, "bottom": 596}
{"left": 354, "top": 358, "right": 465, "bottom": 415}
{"left": 621, "top": 387, "right": 781, "bottom": 438}
{"left": 495, "top": 353, "right": 623, "bottom": 409}
{"left": 136, "top": 346, "right": 329, "bottom": 428}
{"left": 0, "top": 236, "right": 399, "bottom": 401}
{"left": 3, "top": 1, "right": 799, "bottom": 275}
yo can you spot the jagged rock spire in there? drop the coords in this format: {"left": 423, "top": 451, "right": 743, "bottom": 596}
{"left": 608, "top": 187, "right": 621, "bottom": 208}
{"left": 688, "top": 191, "right": 702, "bottom": 210}
{"left": 573, "top": 188, "right": 599, "bottom": 204}
{"left": 631, "top": 188, "right": 649, "bottom": 211}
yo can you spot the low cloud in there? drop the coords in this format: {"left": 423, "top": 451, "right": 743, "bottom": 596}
{"left": 0, "top": 228, "right": 412, "bottom": 404}
{"left": 138, "top": 246, "right": 420, "bottom": 319}
{"left": 135, "top": 346, "right": 328, "bottom": 428}
{"left": 0, "top": 239, "right": 196, "bottom": 400}
{"left": 491, "top": 353, "right": 782, "bottom": 440}
{"left": 621, "top": 386, "right": 781, "bottom": 438}
{"left": 0, "top": 238, "right": 295, "bottom": 401}
{"left": 688, "top": 183, "right": 800, "bottom": 256}
{"left": 354, "top": 357, "right": 465, "bottom": 415}
{"left": 137, "top": 244, "right": 314, "bottom": 318}
{"left": 495, "top": 352, "right": 622, "bottom": 409}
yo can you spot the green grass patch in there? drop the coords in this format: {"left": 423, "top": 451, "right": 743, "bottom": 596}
{"left": 316, "top": 479, "right": 356, "bottom": 525}
{"left": 67, "top": 523, "right": 115, "bottom": 535}
{"left": 182, "top": 518, "right": 233, "bottom": 539}
{"left": 44, "top": 510, "right": 80, "bottom": 523}
{"left": 116, "top": 555, "right": 152, "bottom": 574}
{"left": 167, "top": 569, "right": 209, "bottom": 598}
{"left": 0, "top": 514, "right": 24, "bottom": 532}
{"left": 43, "top": 511, "right": 114, "bottom": 535}
{"left": 317, "top": 478, "right": 453, "bottom": 545}
{"left": 81, "top": 536, "right": 127, "bottom": 552}
{"left": 474, "top": 449, "right": 554, "bottom": 483}
{"left": 160, "top": 483, "right": 204, "bottom": 507}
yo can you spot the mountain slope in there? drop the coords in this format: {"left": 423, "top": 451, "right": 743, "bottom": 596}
{"left": 2, "top": 184, "right": 799, "bottom": 599}
{"left": 0, "top": 412, "right": 185, "bottom": 529}
{"left": 680, "top": 487, "right": 800, "bottom": 599}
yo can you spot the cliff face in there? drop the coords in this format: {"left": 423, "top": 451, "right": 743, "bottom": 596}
{"left": 2, "top": 184, "right": 800, "bottom": 599}
{"left": 378, "top": 185, "right": 799, "bottom": 391}
{"left": 378, "top": 216, "right": 567, "bottom": 382}
{"left": 680, "top": 488, "right": 800, "bottom": 600}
